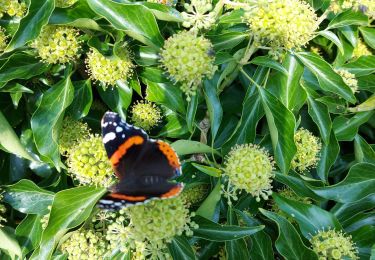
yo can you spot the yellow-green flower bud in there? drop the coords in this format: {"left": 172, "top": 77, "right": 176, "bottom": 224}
{"left": 130, "top": 100, "right": 162, "bottom": 131}
{"left": 86, "top": 48, "right": 134, "bottom": 87}
{"left": 31, "top": 26, "right": 81, "bottom": 64}
{"left": 60, "top": 229, "right": 109, "bottom": 260}
{"left": 223, "top": 144, "right": 275, "bottom": 203}
{"left": 310, "top": 229, "right": 358, "bottom": 260}
{"left": 244, "top": 0, "right": 318, "bottom": 50}
{"left": 59, "top": 117, "right": 91, "bottom": 156}
{"left": 334, "top": 68, "right": 358, "bottom": 93}
{"left": 352, "top": 38, "right": 372, "bottom": 59}
{"left": 0, "top": 0, "right": 26, "bottom": 18}
{"left": 67, "top": 134, "right": 113, "bottom": 187}
{"left": 0, "top": 27, "right": 7, "bottom": 52}
{"left": 160, "top": 30, "right": 217, "bottom": 99}
{"left": 292, "top": 129, "right": 321, "bottom": 173}
{"left": 55, "top": 0, "right": 78, "bottom": 8}
{"left": 271, "top": 188, "right": 312, "bottom": 223}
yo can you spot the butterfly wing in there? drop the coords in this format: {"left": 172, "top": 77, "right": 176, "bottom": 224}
{"left": 100, "top": 111, "right": 183, "bottom": 209}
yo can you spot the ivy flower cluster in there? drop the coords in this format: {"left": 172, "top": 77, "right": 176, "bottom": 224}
{"left": 31, "top": 26, "right": 81, "bottom": 64}
{"left": 0, "top": 27, "right": 7, "bottom": 52}
{"left": 243, "top": 0, "right": 318, "bottom": 50}
{"left": 86, "top": 48, "right": 134, "bottom": 86}
{"left": 59, "top": 117, "right": 91, "bottom": 156}
{"left": 334, "top": 68, "right": 358, "bottom": 93}
{"left": 352, "top": 39, "right": 372, "bottom": 59}
{"left": 223, "top": 144, "right": 275, "bottom": 203}
{"left": 0, "top": 0, "right": 26, "bottom": 18}
{"left": 181, "top": 0, "right": 216, "bottom": 32}
{"left": 160, "top": 30, "right": 217, "bottom": 99}
{"left": 292, "top": 129, "right": 321, "bottom": 173}
{"left": 330, "top": 0, "right": 375, "bottom": 19}
{"left": 130, "top": 100, "right": 162, "bottom": 131}
{"left": 310, "top": 229, "right": 358, "bottom": 259}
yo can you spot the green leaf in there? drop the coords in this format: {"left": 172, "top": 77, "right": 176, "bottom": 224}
{"left": 186, "top": 93, "right": 198, "bottom": 132}
{"left": 157, "top": 111, "right": 188, "bottom": 138}
{"left": 333, "top": 111, "right": 374, "bottom": 141}
{"left": 305, "top": 88, "right": 332, "bottom": 144}
{"left": 4, "top": 179, "right": 54, "bottom": 215}
{"left": 273, "top": 193, "right": 342, "bottom": 238}
{"left": 67, "top": 80, "right": 93, "bottom": 119}
{"left": 0, "top": 227, "right": 22, "bottom": 258}
{"left": 5, "top": 0, "right": 55, "bottom": 52}
{"left": 258, "top": 86, "right": 296, "bottom": 174}
{"left": 219, "top": 9, "right": 244, "bottom": 24}
{"left": 31, "top": 75, "right": 74, "bottom": 170}
{"left": 168, "top": 236, "right": 196, "bottom": 260}
{"left": 348, "top": 95, "right": 375, "bottom": 113}
{"left": 351, "top": 225, "right": 375, "bottom": 259}
{"left": 250, "top": 56, "right": 288, "bottom": 75}
{"left": 318, "top": 30, "right": 344, "bottom": 54}
{"left": 359, "top": 27, "right": 375, "bottom": 49}
{"left": 196, "top": 181, "right": 221, "bottom": 220}
{"left": 339, "top": 56, "right": 375, "bottom": 77}
{"left": 15, "top": 214, "right": 43, "bottom": 255}
{"left": 192, "top": 216, "right": 264, "bottom": 242}
{"left": 142, "top": 2, "right": 183, "bottom": 22}
{"left": 192, "top": 163, "right": 222, "bottom": 177}
{"left": 210, "top": 32, "right": 247, "bottom": 51}
{"left": 224, "top": 92, "right": 264, "bottom": 150}
{"left": 146, "top": 81, "right": 185, "bottom": 114}
{"left": 87, "top": 0, "right": 163, "bottom": 48}
{"left": 354, "top": 134, "right": 375, "bottom": 164}
{"left": 327, "top": 10, "right": 368, "bottom": 29}
{"left": 0, "top": 111, "right": 36, "bottom": 162}
{"left": 295, "top": 52, "right": 356, "bottom": 103}
{"left": 171, "top": 140, "right": 217, "bottom": 156}
{"left": 310, "top": 163, "right": 375, "bottom": 203}
{"left": 331, "top": 194, "right": 375, "bottom": 222}
{"left": 203, "top": 79, "right": 223, "bottom": 142}
{"left": 0, "top": 54, "right": 49, "bottom": 83}
{"left": 30, "top": 186, "right": 106, "bottom": 260}
{"left": 260, "top": 209, "right": 318, "bottom": 260}
{"left": 316, "top": 131, "right": 340, "bottom": 181}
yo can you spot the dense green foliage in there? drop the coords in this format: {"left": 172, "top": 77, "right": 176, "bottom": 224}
{"left": 0, "top": 0, "right": 374, "bottom": 259}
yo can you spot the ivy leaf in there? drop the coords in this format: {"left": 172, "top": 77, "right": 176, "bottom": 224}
{"left": 15, "top": 215, "right": 43, "bottom": 255}
{"left": 327, "top": 10, "right": 368, "bottom": 29}
{"left": 203, "top": 78, "right": 223, "bottom": 142}
{"left": 31, "top": 75, "right": 74, "bottom": 170}
{"left": 333, "top": 111, "right": 374, "bottom": 141}
{"left": 168, "top": 236, "right": 196, "bottom": 260}
{"left": 171, "top": 140, "right": 217, "bottom": 156}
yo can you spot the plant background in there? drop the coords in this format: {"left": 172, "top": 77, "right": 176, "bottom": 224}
{"left": 0, "top": 0, "right": 374, "bottom": 259}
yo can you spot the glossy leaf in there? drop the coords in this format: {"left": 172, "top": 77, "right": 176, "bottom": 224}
{"left": 4, "top": 179, "right": 54, "bottom": 215}
{"left": 196, "top": 181, "right": 221, "bottom": 220}
{"left": 203, "top": 78, "right": 223, "bottom": 142}
{"left": 142, "top": 2, "right": 183, "bottom": 22}
{"left": 30, "top": 186, "right": 106, "bottom": 260}
{"left": 260, "top": 209, "right": 318, "bottom": 260}
{"left": 327, "top": 10, "right": 368, "bottom": 29}
{"left": 318, "top": 30, "right": 344, "bottom": 54}
{"left": 168, "top": 236, "right": 196, "bottom": 260}
{"left": 171, "top": 140, "right": 217, "bottom": 156}
{"left": 87, "top": 0, "right": 164, "bottom": 48}
{"left": 15, "top": 214, "right": 43, "bottom": 255}
{"left": 354, "top": 134, "right": 375, "bottom": 164}
{"left": 333, "top": 111, "right": 374, "bottom": 141}
{"left": 348, "top": 95, "right": 375, "bottom": 113}
{"left": 295, "top": 52, "right": 356, "bottom": 103}
{"left": 0, "top": 227, "right": 22, "bottom": 258}
{"left": 192, "top": 163, "right": 222, "bottom": 177}
{"left": 67, "top": 80, "right": 93, "bottom": 119}
{"left": 250, "top": 56, "right": 288, "bottom": 75}
{"left": 273, "top": 193, "right": 342, "bottom": 238}
{"left": 310, "top": 163, "right": 375, "bottom": 203}
{"left": 31, "top": 75, "right": 74, "bottom": 169}
{"left": 339, "top": 55, "right": 375, "bottom": 77}
{"left": 359, "top": 26, "right": 375, "bottom": 49}
{"left": 258, "top": 86, "right": 296, "bottom": 174}
{"left": 5, "top": 0, "right": 55, "bottom": 52}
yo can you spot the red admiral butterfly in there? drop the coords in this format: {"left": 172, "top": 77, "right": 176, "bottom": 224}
{"left": 99, "top": 111, "right": 183, "bottom": 210}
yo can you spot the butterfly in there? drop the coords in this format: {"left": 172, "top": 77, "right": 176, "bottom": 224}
{"left": 99, "top": 111, "right": 183, "bottom": 210}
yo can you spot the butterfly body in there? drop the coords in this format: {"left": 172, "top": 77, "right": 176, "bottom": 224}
{"left": 99, "top": 111, "right": 183, "bottom": 210}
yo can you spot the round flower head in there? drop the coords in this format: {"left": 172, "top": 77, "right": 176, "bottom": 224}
{"left": 181, "top": 0, "right": 216, "bottom": 31}
{"left": 130, "top": 100, "right": 162, "bottom": 131}
{"left": 330, "top": 0, "right": 375, "bottom": 19}
{"left": 244, "top": 0, "right": 318, "bottom": 50}
{"left": 223, "top": 144, "right": 275, "bottom": 203}
{"left": 292, "top": 129, "right": 321, "bottom": 173}
{"left": 86, "top": 48, "right": 134, "bottom": 87}
{"left": 67, "top": 134, "right": 113, "bottom": 187}
{"left": 55, "top": 0, "right": 78, "bottom": 8}
{"left": 334, "top": 68, "right": 358, "bottom": 93}
{"left": 160, "top": 31, "right": 217, "bottom": 99}
{"left": 0, "top": 0, "right": 26, "bottom": 18}
{"left": 310, "top": 229, "right": 358, "bottom": 260}
{"left": 31, "top": 26, "right": 80, "bottom": 64}
{"left": 0, "top": 27, "right": 7, "bottom": 52}
{"left": 181, "top": 184, "right": 208, "bottom": 205}
{"left": 59, "top": 117, "right": 91, "bottom": 156}
{"left": 352, "top": 38, "right": 372, "bottom": 59}
{"left": 126, "top": 197, "right": 197, "bottom": 255}
{"left": 271, "top": 188, "right": 311, "bottom": 223}
{"left": 60, "top": 229, "right": 109, "bottom": 260}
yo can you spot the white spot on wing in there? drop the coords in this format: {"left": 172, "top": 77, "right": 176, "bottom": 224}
{"left": 116, "top": 126, "right": 123, "bottom": 133}
{"left": 103, "top": 132, "right": 116, "bottom": 143}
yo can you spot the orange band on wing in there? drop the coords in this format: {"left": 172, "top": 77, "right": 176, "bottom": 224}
{"left": 109, "top": 193, "right": 147, "bottom": 201}
{"left": 161, "top": 185, "right": 183, "bottom": 198}
{"left": 157, "top": 141, "right": 180, "bottom": 169}
{"left": 110, "top": 136, "right": 144, "bottom": 165}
